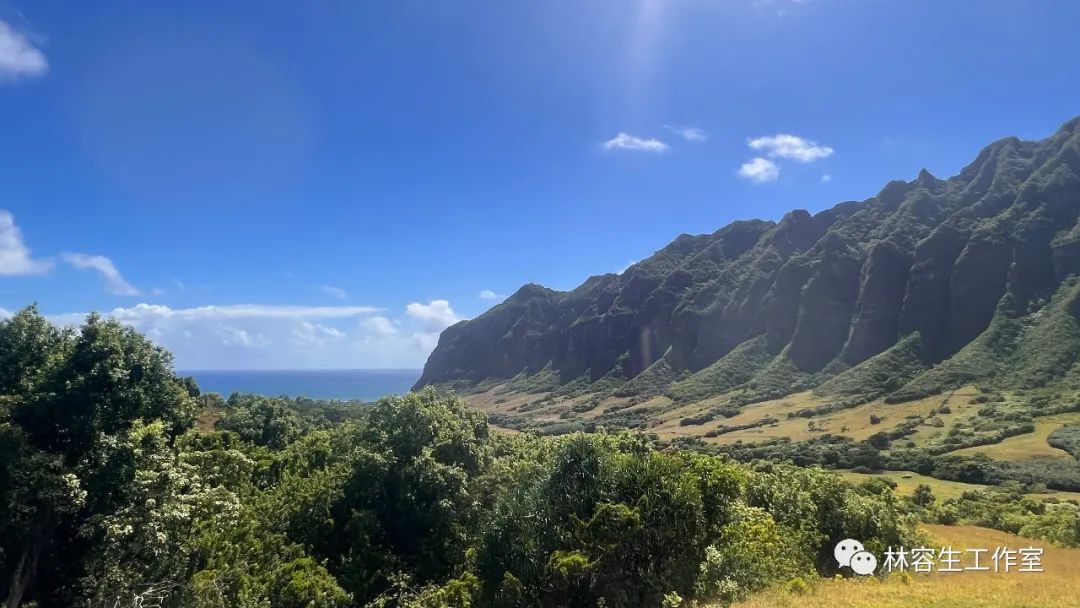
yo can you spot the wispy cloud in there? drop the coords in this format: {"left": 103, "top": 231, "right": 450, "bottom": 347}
{"left": 362, "top": 316, "right": 399, "bottom": 336}
{"left": 61, "top": 253, "right": 139, "bottom": 295}
{"left": 172, "top": 278, "right": 186, "bottom": 292}
{"left": 662, "top": 125, "right": 707, "bottom": 142}
{"left": 820, "top": 173, "right": 833, "bottom": 183}
{"left": 748, "top": 134, "right": 833, "bottom": 162}
{"left": 290, "top": 320, "right": 345, "bottom": 348}
{"left": 737, "top": 157, "right": 780, "bottom": 183}
{"left": 0, "top": 210, "right": 52, "bottom": 275}
{"left": 217, "top": 326, "right": 269, "bottom": 348}
{"left": 737, "top": 133, "right": 831, "bottom": 183}
{"left": 405, "top": 300, "right": 463, "bottom": 357}
{"left": 321, "top": 284, "right": 348, "bottom": 300}
{"left": 39, "top": 301, "right": 438, "bottom": 370}
{"left": 602, "top": 133, "right": 669, "bottom": 153}
{"left": 479, "top": 289, "right": 505, "bottom": 301}
{"left": 406, "top": 300, "right": 461, "bottom": 332}
{"left": 0, "top": 19, "right": 47, "bottom": 82}
{"left": 79, "top": 303, "right": 383, "bottom": 323}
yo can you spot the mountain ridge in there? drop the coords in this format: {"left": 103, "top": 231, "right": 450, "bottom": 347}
{"left": 416, "top": 117, "right": 1080, "bottom": 409}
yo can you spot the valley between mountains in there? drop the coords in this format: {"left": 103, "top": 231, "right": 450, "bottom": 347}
{"left": 417, "top": 117, "right": 1080, "bottom": 496}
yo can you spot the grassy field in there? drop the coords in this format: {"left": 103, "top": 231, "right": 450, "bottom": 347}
{"left": 622, "top": 386, "right": 983, "bottom": 446}
{"left": 466, "top": 382, "right": 1080, "bottom": 502}
{"left": 951, "top": 412, "right": 1080, "bottom": 461}
{"left": 836, "top": 469, "right": 1080, "bottom": 502}
{"left": 730, "top": 525, "right": 1080, "bottom": 608}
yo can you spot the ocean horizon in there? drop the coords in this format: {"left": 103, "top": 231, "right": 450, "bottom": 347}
{"left": 182, "top": 368, "right": 422, "bottom": 401}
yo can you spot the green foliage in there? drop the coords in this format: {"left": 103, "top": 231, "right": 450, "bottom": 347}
{"left": 743, "top": 462, "right": 917, "bottom": 574}
{"left": 889, "top": 309, "right": 1025, "bottom": 403}
{"left": 1048, "top": 423, "right": 1080, "bottom": 458}
{"left": 0, "top": 307, "right": 197, "bottom": 608}
{"left": 931, "top": 487, "right": 1080, "bottom": 547}
{"left": 613, "top": 349, "right": 683, "bottom": 398}
{"left": 667, "top": 336, "right": 773, "bottom": 403}
{"left": 817, "top": 333, "right": 927, "bottom": 399}
{"left": 216, "top": 394, "right": 305, "bottom": 449}
{"left": 919, "top": 453, "right": 1080, "bottom": 492}
{"left": 1004, "top": 278, "right": 1080, "bottom": 388}
{"left": 911, "top": 484, "right": 936, "bottom": 508}
{"left": 1, "top": 310, "right": 928, "bottom": 608}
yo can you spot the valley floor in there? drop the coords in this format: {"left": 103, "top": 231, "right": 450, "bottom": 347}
{"left": 729, "top": 525, "right": 1080, "bottom": 608}
{"left": 465, "top": 382, "right": 1080, "bottom": 502}
{"left": 835, "top": 469, "right": 1080, "bottom": 502}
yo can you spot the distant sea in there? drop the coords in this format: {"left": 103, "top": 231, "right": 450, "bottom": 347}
{"left": 182, "top": 369, "right": 422, "bottom": 401}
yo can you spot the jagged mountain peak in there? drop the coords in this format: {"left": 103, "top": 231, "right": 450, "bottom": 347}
{"left": 417, "top": 118, "right": 1080, "bottom": 403}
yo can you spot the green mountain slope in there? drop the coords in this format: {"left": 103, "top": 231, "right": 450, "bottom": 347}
{"left": 417, "top": 117, "right": 1080, "bottom": 407}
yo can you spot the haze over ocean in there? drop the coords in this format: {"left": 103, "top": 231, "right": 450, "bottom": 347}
{"left": 183, "top": 369, "right": 421, "bottom": 401}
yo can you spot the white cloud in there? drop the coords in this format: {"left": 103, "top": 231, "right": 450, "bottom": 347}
{"left": 0, "top": 308, "right": 11, "bottom": 320}
{"left": 737, "top": 157, "right": 780, "bottom": 183}
{"left": 84, "top": 303, "right": 382, "bottom": 323}
{"left": 172, "top": 278, "right": 186, "bottom": 291}
{"left": 291, "top": 320, "right": 346, "bottom": 348}
{"left": 45, "top": 301, "right": 434, "bottom": 369}
{"left": 602, "top": 132, "right": 669, "bottom": 153}
{"left": 406, "top": 301, "right": 464, "bottom": 359}
{"left": 618, "top": 260, "right": 638, "bottom": 274}
{"left": 217, "top": 326, "right": 269, "bottom": 348}
{"left": 406, "top": 299, "right": 461, "bottom": 332}
{"left": 362, "top": 316, "right": 399, "bottom": 336}
{"left": 821, "top": 173, "right": 832, "bottom": 183}
{"left": 662, "top": 125, "right": 707, "bottom": 142}
{"left": 479, "top": 289, "right": 505, "bottom": 301}
{"left": 61, "top": 253, "right": 139, "bottom": 295}
{"left": 748, "top": 134, "right": 833, "bottom": 162}
{"left": 321, "top": 284, "right": 348, "bottom": 300}
{"left": 0, "top": 210, "right": 52, "bottom": 275}
{"left": 0, "top": 19, "right": 46, "bottom": 82}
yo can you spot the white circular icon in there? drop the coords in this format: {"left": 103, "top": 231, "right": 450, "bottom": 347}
{"left": 834, "top": 539, "right": 865, "bottom": 568}
{"left": 850, "top": 550, "right": 877, "bottom": 575}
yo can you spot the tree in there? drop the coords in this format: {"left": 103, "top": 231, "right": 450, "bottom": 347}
{"left": 216, "top": 395, "right": 304, "bottom": 449}
{"left": 319, "top": 390, "right": 491, "bottom": 604}
{"left": 912, "top": 484, "right": 936, "bottom": 508}
{"left": 0, "top": 308, "right": 196, "bottom": 608}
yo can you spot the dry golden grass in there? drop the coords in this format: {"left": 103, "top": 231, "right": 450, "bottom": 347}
{"left": 730, "top": 525, "right": 1080, "bottom": 608}
{"left": 651, "top": 392, "right": 831, "bottom": 441}
{"left": 464, "top": 384, "right": 550, "bottom": 414}
{"left": 704, "top": 387, "right": 979, "bottom": 446}
{"left": 835, "top": 469, "right": 1080, "bottom": 502}
{"left": 194, "top": 405, "right": 224, "bottom": 433}
{"left": 579, "top": 395, "right": 631, "bottom": 419}
{"left": 951, "top": 412, "right": 1080, "bottom": 461}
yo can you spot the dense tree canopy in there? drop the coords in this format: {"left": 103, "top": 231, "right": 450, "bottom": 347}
{"left": 0, "top": 306, "right": 927, "bottom": 607}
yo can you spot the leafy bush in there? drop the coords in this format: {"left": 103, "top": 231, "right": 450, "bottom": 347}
{"left": 0, "top": 307, "right": 923, "bottom": 608}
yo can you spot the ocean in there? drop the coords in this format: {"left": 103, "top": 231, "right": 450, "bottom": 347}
{"left": 182, "top": 369, "right": 422, "bottom": 401}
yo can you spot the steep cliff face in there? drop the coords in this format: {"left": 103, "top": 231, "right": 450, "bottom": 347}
{"left": 416, "top": 117, "right": 1080, "bottom": 401}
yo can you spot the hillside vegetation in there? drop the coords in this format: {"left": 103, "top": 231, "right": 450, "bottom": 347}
{"left": 419, "top": 117, "right": 1080, "bottom": 407}
{"left": 418, "top": 117, "right": 1080, "bottom": 508}
{"left": 1, "top": 307, "right": 929, "bottom": 608}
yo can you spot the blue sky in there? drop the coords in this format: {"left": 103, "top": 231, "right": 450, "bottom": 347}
{"left": 2, "top": 0, "right": 1079, "bottom": 369}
